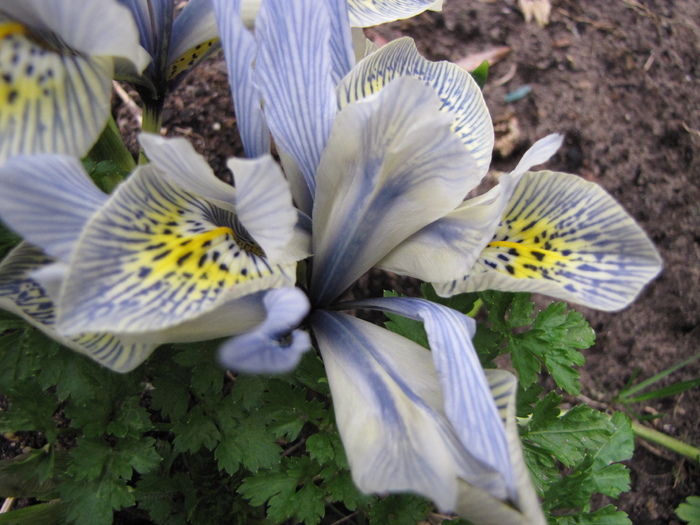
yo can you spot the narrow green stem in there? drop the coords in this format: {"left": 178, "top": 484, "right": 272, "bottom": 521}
{"left": 632, "top": 420, "right": 700, "bottom": 463}
{"left": 140, "top": 99, "right": 165, "bottom": 164}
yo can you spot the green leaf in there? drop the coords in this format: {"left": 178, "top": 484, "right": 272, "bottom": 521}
{"left": 470, "top": 60, "right": 489, "bottom": 89}
{"left": 61, "top": 476, "right": 134, "bottom": 525}
{"left": 172, "top": 405, "right": 222, "bottom": 453}
{"left": 553, "top": 504, "right": 631, "bottom": 525}
{"left": 306, "top": 432, "right": 336, "bottom": 464}
{"left": 676, "top": 495, "right": 700, "bottom": 524}
{"left": 382, "top": 292, "right": 430, "bottom": 350}
{"left": 368, "top": 494, "right": 432, "bottom": 525}
{"left": 524, "top": 395, "right": 612, "bottom": 466}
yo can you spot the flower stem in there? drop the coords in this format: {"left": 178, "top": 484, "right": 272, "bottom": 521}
{"left": 631, "top": 420, "right": 700, "bottom": 463}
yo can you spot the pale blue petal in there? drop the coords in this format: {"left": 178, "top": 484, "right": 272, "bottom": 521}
{"left": 57, "top": 164, "right": 295, "bottom": 337}
{"left": 447, "top": 170, "right": 663, "bottom": 310}
{"left": 380, "top": 134, "right": 564, "bottom": 284}
{"left": 139, "top": 133, "right": 235, "bottom": 207}
{"left": 0, "top": 34, "right": 114, "bottom": 161}
{"left": 255, "top": 0, "right": 336, "bottom": 196}
{"left": 0, "top": 154, "right": 107, "bottom": 261}
{"left": 226, "top": 155, "right": 307, "bottom": 262}
{"left": 337, "top": 296, "right": 516, "bottom": 501}
{"left": 327, "top": 0, "right": 355, "bottom": 83}
{"left": 0, "top": 243, "right": 157, "bottom": 373}
{"left": 310, "top": 76, "right": 474, "bottom": 305}
{"left": 212, "top": 0, "right": 270, "bottom": 157}
{"left": 312, "top": 310, "right": 507, "bottom": 511}
{"left": 218, "top": 287, "right": 311, "bottom": 374}
{"left": 337, "top": 37, "right": 493, "bottom": 181}
{"left": 118, "top": 0, "right": 172, "bottom": 76}
{"left": 169, "top": 0, "right": 219, "bottom": 64}
{"left": 347, "top": 0, "right": 439, "bottom": 27}
{"left": 2, "top": 0, "right": 150, "bottom": 70}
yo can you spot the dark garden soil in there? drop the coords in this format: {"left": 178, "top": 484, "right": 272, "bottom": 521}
{"left": 117, "top": 1, "right": 700, "bottom": 523}
{"left": 2, "top": 1, "right": 697, "bottom": 523}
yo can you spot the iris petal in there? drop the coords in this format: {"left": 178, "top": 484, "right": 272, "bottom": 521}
{"left": 311, "top": 76, "right": 473, "bottom": 305}
{"left": 347, "top": 0, "right": 440, "bottom": 27}
{"left": 212, "top": 0, "right": 270, "bottom": 157}
{"left": 255, "top": 0, "right": 336, "bottom": 197}
{"left": 379, "top": 134, "right": 564, "bottom": 282}
{"left": 56, "top": 164, "right": 294, "bottom": 337}
{"left": 312, "top": 310, "right": 506, "bottom": 512}
{"left": 0, "top": 154, "right": 107, "bottom": 261}
{"left": 0, "top": 243, "right": 156, "bottom": 372}
{"left": 444, "top": 170, "right": 663, "bottom": 310}
{"left": 218, "top": 287, "right": 311, "bottom": 374}
{"left": 337, "top": 296, "right": 516, "bottom": 500}
{"left": 337, "top": 37, "right": 494, "bottom": 180}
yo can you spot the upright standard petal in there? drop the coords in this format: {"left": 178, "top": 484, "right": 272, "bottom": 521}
{"left": 310, "top": 76, "right": 473, "bottom": 305}
{"left": 326, "top": 0, "right": 356, "bottom": 84}
{"left": 444, "top": 170, "right": 663, "bottom": 310}
{"left": 255, "top": 0, "right": 336, "bottom": 196}
{"left": 312, "top": 310, "right": 507, "bottom": 512}
{"left": 0, "top": 243, "right": 156, "bottom": 373}
{"left": 212, "top": 0, "right": 269, "bottom": 157}
{"left": 379, "top": 135, "right": 564, "bottom": 283}
{"left": 0, "top": 154, "right": 107, "bottom": 261}
{"left": 347, "top": 0, "right": 440, "bottom": 27}
{"left": 338, "top": 296, "right": 516, "bottom": 501}
{"left": 168, "top": 0, "right": 221, "bottom": 82}
{"left": 337, "top": 37, "right": 494, "bottom": 181}
{"left": 56, "top": 163, "right": 295, "bottom": 337}
{"left": 218, "top": 287, "right": 311, "bottom": 374}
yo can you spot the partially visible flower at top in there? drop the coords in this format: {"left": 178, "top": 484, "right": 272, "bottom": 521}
{"left": 116, "top": 0, "right": 222, "bottom": 132}
{"left": 0, "top": 0, "right": 150, "bottom": 162}
{"left": 0, "top": 133, "right": 311, "bottom": 372}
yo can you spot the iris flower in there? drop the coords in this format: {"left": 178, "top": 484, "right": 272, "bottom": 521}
{"left": 115, "top": 0, "right": 223, "bottom": 132}
{"left": 210, "top": 0, "right": 661, "bottom": 521}
{"left": 0, "top": 0, "right": 149, "bottom": 162}
{"left": 0, "top": 134, "right": 310, "bottom": 371}
{"left": 0, "top": 0, "right": 662, "bottom": 523}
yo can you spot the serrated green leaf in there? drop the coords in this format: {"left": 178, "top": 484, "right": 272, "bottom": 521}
{"left": 323, "top": 470, "right": 367, "bottom": 511}
{"left": 676, "top": 495, "right": 700, "bottom": 524}
{"left": 238, "top": 469, "right": 297, "bottom": 507}
{"left": 150, "top": 375, "right": 190, "bottom": 422}
{"left": 592, "top": 412, "right": 634, "bottom": 467}
{"left": 306, "top": 432, "right": 335, "bottom": 464}
{"left": 107, "top": 397, "right": 153, "bottom": 438}
{"left": 61, "top": 476, "right": 133, "bottom": 525}
{"left": 543, "top": 347, "right": 585, "bottom": 395}
{"left": 172, "top": 405, "right": 222, "bottom": 453}
{"left": 525, "top": 395, "right": 612, "bottom": 466}
{"left": 368, "top": 494, "right": 432, "bottom": 525}
{"left": 111, "top": 437, "right": 161, "bottom": 478}
{"left": 554, "top": 504, "right": 632, "bottom": 525}
{"left": 383, "top": 312, "right": 429, "bottom": 349}
{"left": 509, "top": 335, "right": 542, "bottom": 387}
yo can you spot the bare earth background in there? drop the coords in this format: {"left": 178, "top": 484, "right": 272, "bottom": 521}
{"left": 115, "top": 0, "right": 696, "bottom": 523}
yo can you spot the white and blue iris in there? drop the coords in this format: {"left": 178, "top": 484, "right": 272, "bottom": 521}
{"left": 0, "top": 0, "right": 662, "bottom": 523}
